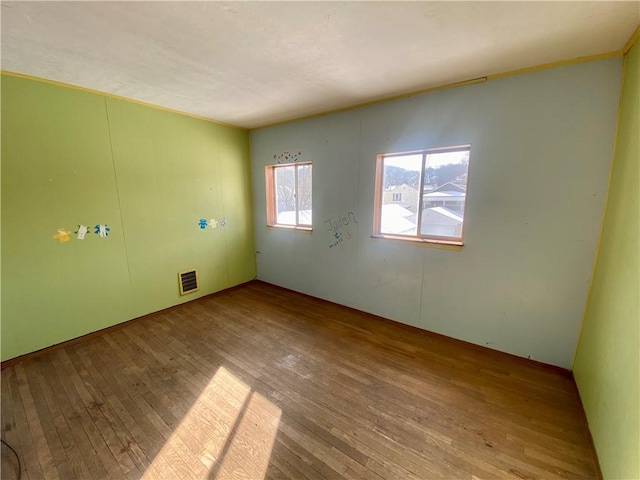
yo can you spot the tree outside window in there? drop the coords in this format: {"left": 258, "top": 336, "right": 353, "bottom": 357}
{"left": 374, "top": 146, "right": 470, "bottom": 245}
{"left": 266, "top": 162, "right": 312, "bottom": 228}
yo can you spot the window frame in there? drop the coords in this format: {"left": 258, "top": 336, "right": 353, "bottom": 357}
{"left": 265, "top": 161, "right": 313, "bottom": 231}
{"left": 373, "top": 145, "right": 470, "bottom": 247}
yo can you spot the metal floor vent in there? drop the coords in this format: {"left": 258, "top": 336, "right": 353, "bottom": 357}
{"left": 178, "top": 269, "right": 199, "bottom": 295}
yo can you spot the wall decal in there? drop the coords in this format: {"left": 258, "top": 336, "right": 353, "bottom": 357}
{"left": 198, "top": 218, "right": 208, "bottom": 229}
{"left": 94, "top": 224, "right": 110, "bottom": 237}
{"left": 209, "top": 218, "right": 218, "bottom": 229}
{"left": 219, "top": 218, "right": 227, "bottom": 227}
{"left": 52, "top": 227, "right": 72, "bottom": 243}
{"left": 75, "top": 225, "right": 89, "bottom": 240}
{"left": 273, "top": 151, "right": 302, "bottom": 164}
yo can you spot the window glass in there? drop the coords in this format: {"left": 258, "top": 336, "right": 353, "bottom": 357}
{"left": 266, "top": 162, "right": 313, "bottom": 229}
{"left": 375, "top": 146, "right": 470, "bottom": 245}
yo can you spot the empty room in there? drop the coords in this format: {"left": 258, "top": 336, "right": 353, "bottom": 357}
{"left": 1, "top": 2, "right": 638, "bottom": 479}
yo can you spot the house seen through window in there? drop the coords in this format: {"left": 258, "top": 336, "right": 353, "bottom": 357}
{"left": 265, "top": 162, "right": 312, "bottom": 229}
{"left": 374, "top": 146, "right": 470, "bottom": 245}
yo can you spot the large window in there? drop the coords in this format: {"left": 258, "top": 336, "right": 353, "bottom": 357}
{"left": 265, "top": 162, "right": 312, "bottom": 229}
{"left": 374, "top": 145, "right": 470, "bottom": 245}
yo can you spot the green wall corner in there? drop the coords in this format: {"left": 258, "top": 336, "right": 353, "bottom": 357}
{"left": 1, "top": 75, "right": 255, "bottom": 361}
{"left": 573, "top": 41, "right": 640, "bottom": 479}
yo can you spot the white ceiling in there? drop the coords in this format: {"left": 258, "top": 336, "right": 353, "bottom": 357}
{"left": 2, "top": 1, "right": 639, "bottom": 129}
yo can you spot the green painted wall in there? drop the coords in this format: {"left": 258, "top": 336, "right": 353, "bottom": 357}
{"left": 573, "top": 40, "right": 639, "bottom": 480}
{"left": 1, "top": 75, "right": 255, "bottom": 361}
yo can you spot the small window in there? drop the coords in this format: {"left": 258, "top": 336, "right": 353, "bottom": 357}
{"left": 265, "top": 162, "right": 312, "bottom": 229}
{"left": 373, "top": 146, "right": 470, "bottom": 245}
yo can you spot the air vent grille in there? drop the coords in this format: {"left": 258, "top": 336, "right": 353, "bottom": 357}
{"left": 178, "top": 269, "right": 199, "bottom": 295}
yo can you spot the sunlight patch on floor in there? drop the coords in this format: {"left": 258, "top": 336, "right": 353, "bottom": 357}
{"left": 141, "top": 366, "right": 282, "bottom": 480}
{"left": 212, "top": 390, "right": 282, "bottom": 479}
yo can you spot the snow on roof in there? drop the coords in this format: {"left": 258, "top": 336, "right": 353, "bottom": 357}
{"left": 276, "top": 209, "right": 312, "bottom": 225}
{"left": 379, "top": 204, "right": 463, "bottom": 235}
{"left": 382, "top": 203, "right": 414, "bottom": 218}
{"left": 423, "top": 191, "right": 466, "bottom": 198}
{"left": 381, "top": 204, "right": 416, "bottom": 234}
{"left": 423, "top": 206, "right": 463, "bottom": 223}
{"left": 432, "top": 182, "right": 467, "bottom": 193}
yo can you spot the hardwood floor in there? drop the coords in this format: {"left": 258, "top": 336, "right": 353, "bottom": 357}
{"left": 1, "top": 281, "right": 600, "bottom": 479}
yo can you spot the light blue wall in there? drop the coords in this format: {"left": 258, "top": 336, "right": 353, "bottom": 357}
{"left": 250, "top": 58, "right": 622, "bottom": 368}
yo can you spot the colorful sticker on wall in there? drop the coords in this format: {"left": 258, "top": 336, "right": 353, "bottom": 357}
{"left": 75, "top": 225, "right": 89, "bottom": 240}
{"left": 52, "top": 227, "right": 72, "bottom": 243}
{"left": 273, "top": 151, "right": 303, "bottom": 164}
{"left": 219, "top": 218, "right": 227, "bottom": 227}
{"left": 94, "top": 224, "right": 110, "bottom": 237}
{"left": 209, "top": 218, "right": 218, "bottom": 229}
{"left": 198, "top": 218, "right": 208, "bottom": 229}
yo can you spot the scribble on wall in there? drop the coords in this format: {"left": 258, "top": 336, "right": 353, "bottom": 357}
{"left": 325, "top": 211, "right": 357, "bottom": 248}
{"left": 329, "top": 230, "right": 345, "bottom": 248}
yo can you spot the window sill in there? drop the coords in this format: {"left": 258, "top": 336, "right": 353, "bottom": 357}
{"left": 371, "top": 234, "right": 463, "bottom": 251}
{"left": 267, "top": 225, "right": 313, "bottom": 234}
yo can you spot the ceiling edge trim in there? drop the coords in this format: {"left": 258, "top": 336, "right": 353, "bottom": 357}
{"left": 0, "top": 70, "right": 247, "bottom": 131}
{"left": 622, "top": 26, "right": 640, "bottom": 55}
{"left": 252, "top": 77, "right": 486, "bottom": 131}
{"left": 486, "top": 50, "right": 622, "bottom": 82}
{"left": 252, "top": 49, "right": 623, "bottom": 131}
{"left": 571, "top": 45, "right": 629, "bottom": 370}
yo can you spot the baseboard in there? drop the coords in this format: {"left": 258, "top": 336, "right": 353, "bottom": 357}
{"left": 252, "top": 279, "right": 573, "bottom": 377}
{"left": 0, "top": 279, "right": 257, "bottom": 370}
{"left": 3, "top": 277, "right": 572, "bottom": 378}
{"left": 572, "top": 375, "right": 604, "bottom": 480}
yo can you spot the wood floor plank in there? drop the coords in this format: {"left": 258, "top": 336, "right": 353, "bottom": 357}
{"left": 33, "top": 357, "right": 94, "bottom": 480}
{"left": 64, "top": 347, "right": 139, "bottom": 475}
{"left": 1, "top": 281, "right": 601, "bottom": 479}
{"left": 69, "top": 344, "right": 154, "bottom": 474}
{"left": 16, "top": 364, "right": 60, "bottom": 480}
{"left": 90, "top": 338, "right": 183, "bottom": 480}
{"left": 2, "top": 367, "right": 29, "bottom": 480}
{"left": 161, "top": 290, "right": 584, "bottom": 478}
{"left": 269, "top": 434, "right": 324, "bottom": 480}
{"left": 178, "top": 302, "right": 464, "bottom": 477}
{"left": 82, "top": 337, "right": 168, "bottom": 478}
{"left": 52, "top": 349, "right": 128, "bottom": 479}
{"left": 36, "top": 354, "right": 109, "bottom": 480}
{"left": 20, "top": 360, "right": 74, "bottom": 480}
